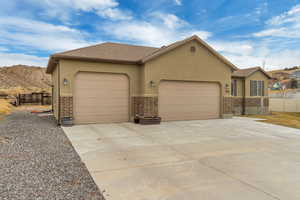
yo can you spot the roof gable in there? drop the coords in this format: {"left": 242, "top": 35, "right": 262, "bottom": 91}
{"left": 141, "top": 35, "right": 238, "bottom": 71}
{"left": 232, "top": 67, "right": 271, "bottom": 79}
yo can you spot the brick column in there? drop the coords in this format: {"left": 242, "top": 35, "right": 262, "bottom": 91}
{"left": 244, "top": 97, "right": 269, "bottom": 114}
{"left": 132, "top": 96, "right": 158, "bottom": 117}
{"left": 223, "top": 97, "right": 233, "bottom": 113}
{"left": 60, "top": 96, "right": 73, "bottom": 119}
{"left": 222, "top": 97, "right": 233, "bottom": 118}
{"left": 232, "top": 97, "right": 244, "bottom": 115}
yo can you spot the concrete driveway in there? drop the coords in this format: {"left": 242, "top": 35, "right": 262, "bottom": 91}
{"left": 63, "top": 117, "right": 300, "bottom": 200}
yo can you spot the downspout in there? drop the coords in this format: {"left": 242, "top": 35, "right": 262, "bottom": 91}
{"left": 242, "top": 78, "right": 246, "bottom": 115}
{"left": 57, "top": 62, "right": 61, "bottom": 126}
{"left": 51, "top": 85, "right": 54, "bottom": 112}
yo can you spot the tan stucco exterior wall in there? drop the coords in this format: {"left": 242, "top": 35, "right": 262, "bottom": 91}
{"left": 232, "top": 77, "right": 245, "bottom": 97}
{"left": 58, "top": 59, "right": 141, "bottom": 96}
{"left": 52, "top": 64, "right": 59, "bottom": 119}
{"left": 245, "top": 71, "right": 269, "bottom": 97}
{"left": 143, "top": 40, "right": 233, "bottom": 96}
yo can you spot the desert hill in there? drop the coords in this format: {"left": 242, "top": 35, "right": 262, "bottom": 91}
{"left": 0, "top": 65, "right": 51, "bottom": 95}
{"left": 268, "top": 66, "right": 300, "bottom": 76}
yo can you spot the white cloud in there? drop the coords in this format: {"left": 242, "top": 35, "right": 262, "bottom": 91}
{"left": 66, "top": 0, "right": 118, "bottom": 11}
{"left": 210, "top": 41, "right": 254, "bottom": 56}
{"left": 244, "top": 4, "right": 300, "bottom": 69}
{"left": 0, "top": 47, "right": 9, "bottom": 52}
{"left": 224, "top": 50, "right": 300, "bottom": 70}
{"left": 254, "top": 4, "right": 300, "bottom": 38}
{"left": 208, "top": 39, "right": 300, "bottom": 70}
{"left": 101, "top": 13, "right": 211, "bottom": 47}
{"left": 0, "top": 52, "right": 48, "bottom": 67}
{"left": 0, "top": 17, "right": 92, "bottom": 51}
{"left": 174, "top": 0, "right": 182, "bottom": 6}
{"left": 31, "top": 0, "right": 131, "bottom": 21}
{"left": 268, "top": 4, "right": 300, "bottom": 25}
{"left": 255, "top": 2, "right": 268, "bottom": 16}
{"left": 191, "top": 31, "right": 212, "bottom": 39}
{"left": 97, "top": 8, "right": 132, "bottom": 20}
{"left": 153, "top": 13, "right": 187, "bottom": 29}
{"left": 253, "top": 27, "right": 300, "bottom": 38}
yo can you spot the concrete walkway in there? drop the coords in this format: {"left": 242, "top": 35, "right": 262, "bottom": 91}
{"left": 63, "top": 117, "right": 300, "bottom": 200}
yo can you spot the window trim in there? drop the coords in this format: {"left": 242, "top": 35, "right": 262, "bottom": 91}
{"left": 231, "top": 79, "right": 237, "bottom": 96}
{"left": 250, "top": 80, "right": 264, "bottom": 96}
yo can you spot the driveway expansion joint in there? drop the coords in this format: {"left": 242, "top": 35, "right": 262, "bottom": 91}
{"left": 197, "top": 160, "right": 282, "bottom": 200}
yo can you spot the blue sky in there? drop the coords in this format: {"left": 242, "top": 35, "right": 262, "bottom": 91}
{"left": 1, "top": 0, "right": 300, "bottom": 70}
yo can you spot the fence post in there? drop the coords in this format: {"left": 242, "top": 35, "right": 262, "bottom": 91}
{"left": 18, "top": 94, "right": 21, "bottom": 106}
{"left": 41, "top": 93, "right": 44, "bottom": 105}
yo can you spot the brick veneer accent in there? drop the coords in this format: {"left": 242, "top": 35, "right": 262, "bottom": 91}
{"left": 231, "top": 97, "right": 244, "bottom": 115}
{"left": 223, "top": 97, "right": 233, "bottom": 114}
{"left": 60, "top": 96, "right": 73, "bottom": 119}
{"left": 230, "top": 97, "right": 269, "bottom": 115}
{"left": 264, "top": 98, "right": 269, "bottom": 106}
{"left": 232, "top": 97, "right": 243, "bottom": 107}
{"left": 58, "top": 95, "right": 268, "bottom": 121}
{"left": 245, "top": 98, "right": 261, "bottom": 107}
{"left": 133, "top": 96, "right": 158, "bottom": 117}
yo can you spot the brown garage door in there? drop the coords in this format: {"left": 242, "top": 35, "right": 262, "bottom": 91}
{"left": 74, "top": 72, "right": 129, "bottom": 124}
{"left": 159, "top": 81, "right": 220, "bottom": 121}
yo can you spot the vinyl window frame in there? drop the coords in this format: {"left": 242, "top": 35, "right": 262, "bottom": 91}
{"left": 231, "top": 79, "right": 238, "bottom": 96}
{"left": 250, "top": 80, "right": 264, "bottom": 96}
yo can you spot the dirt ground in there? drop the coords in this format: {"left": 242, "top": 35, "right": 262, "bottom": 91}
{"left": 245, "top": 112, "right": 300, "bottom": 129}
{"left": 14, "top": 105, "right": 52, "bottom": 112}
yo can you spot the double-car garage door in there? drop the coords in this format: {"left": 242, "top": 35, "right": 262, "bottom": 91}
{"left": 74, "top": 73, "right": 220, "bottom": 124}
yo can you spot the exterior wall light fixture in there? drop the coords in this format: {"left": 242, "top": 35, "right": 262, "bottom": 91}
{"left": 225, "top": 83, "right": 230, "bottom": 93}
{"left": 150, "top": 80, "right": 156, "bottom": 87}
{"left": 63, "top": 78, "right": 69, "bottom": 86}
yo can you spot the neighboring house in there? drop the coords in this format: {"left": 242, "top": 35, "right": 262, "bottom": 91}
{"left": 286, "top": 70, "right": 300, "bottom": 88}
{"left": 46, "top": 35, "right": 270, "bottom": 125}
{"left": 231, "top": 67, "right": 271, "bottom": 115}
{"left": 269, "top": 71, "right": 290, "bottom": 80}
{"left": 290, "top": 70, "right": 300, "bottom": 79}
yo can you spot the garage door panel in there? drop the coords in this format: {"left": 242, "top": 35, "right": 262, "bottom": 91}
{"left": 76, "top": 98, "right": 128, "bottom": 104}
{"left": 74, "top": 72, "right": 129, "bottom": 124}
{"left": 159, "top": 81, "right": 220, "bottom": 121}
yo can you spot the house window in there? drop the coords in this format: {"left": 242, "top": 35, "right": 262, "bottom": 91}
{"left": 231, "top": 80, "right": 237, "bottom": 96}
{"left": 250, "top": 80, "right": 264, "bottom": 96}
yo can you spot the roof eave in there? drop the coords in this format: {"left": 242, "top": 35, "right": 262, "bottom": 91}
{"left": 247, "top": 68, "right": 272, "bottom": 79}
{"left": 231, "top": 75, "right": 246, "bottom": 78}
{"left": 46, "top": 56, "right": 57, "bottom": 74}
{"left": 46, "top": 55, "right": 141, "bottom": 74}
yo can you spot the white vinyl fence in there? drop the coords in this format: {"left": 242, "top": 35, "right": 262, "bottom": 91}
{"left": 270, "top": 98, "right": 300, "bottom": 112}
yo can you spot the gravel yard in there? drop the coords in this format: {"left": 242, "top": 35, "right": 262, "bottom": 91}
{"left": 0, "top": 111, "right": 104, "bottom": 200}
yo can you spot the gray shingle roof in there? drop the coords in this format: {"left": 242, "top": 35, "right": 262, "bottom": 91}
{"left": 46, "top": 35, "right": 238, "bottom": 73}
{"left": 232, "top": 67, "right": 271, "bottom": 79}
{"left": 53, "top": 42, "right": 159, "bottom": 63}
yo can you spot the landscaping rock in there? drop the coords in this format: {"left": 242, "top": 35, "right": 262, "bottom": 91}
{"left": 0, "top": 111, "right": 105, "bottom": 200}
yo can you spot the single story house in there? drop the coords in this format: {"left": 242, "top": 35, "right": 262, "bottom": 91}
{"left": 46, "top": 35, "right": 271, "bottom": 125}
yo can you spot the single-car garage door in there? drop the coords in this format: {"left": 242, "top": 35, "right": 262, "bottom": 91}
{"left": 159, "top": 81, "right": 220, "bottom": 121}
{"left": 74, "top": 72, "right": 129, "bottom": 124}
